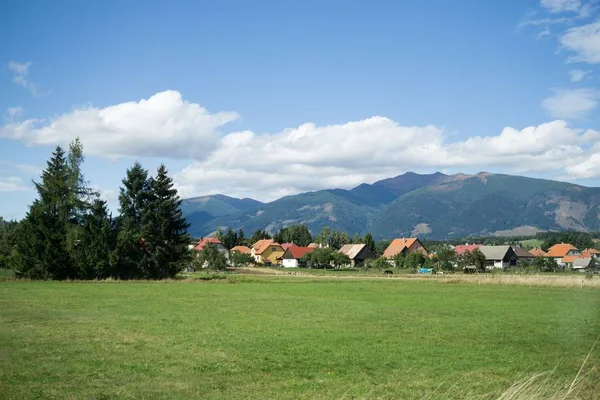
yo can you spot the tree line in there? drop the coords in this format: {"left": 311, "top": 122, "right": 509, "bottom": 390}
{"left": 0, "top": 139, "right": 190, "bottom": 280}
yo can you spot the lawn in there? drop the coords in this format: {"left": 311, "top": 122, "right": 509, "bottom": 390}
{"left": 519, "top": 238, "right": 544, "bottom": 248}
{"left": 1, "top": 277, "right": 599, "bottom": 399}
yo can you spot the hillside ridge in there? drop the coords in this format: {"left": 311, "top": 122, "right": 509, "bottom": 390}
{"left": 181, "top": 172, "right": 600, "bottom": 239}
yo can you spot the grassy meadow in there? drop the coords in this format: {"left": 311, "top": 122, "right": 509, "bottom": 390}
{"left": 1, "top": 277, "right": 599, "bottom": 399}
{"left": 519, "top": 239, "right": 544, "bottom": 248}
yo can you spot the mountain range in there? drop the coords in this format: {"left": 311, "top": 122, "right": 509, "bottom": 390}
{"left": 181, "top": 172, "right": 600, "bottom": 240}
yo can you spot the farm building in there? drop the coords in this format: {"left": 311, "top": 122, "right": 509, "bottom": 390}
{"left": 478, "top": 246, "right": 519, "bottom": 270}
{"left": 281, "top": 244, "right": 314, "bottom": 268}
{"left": 339, "top": 244, "right": 374, "bottom": 267}
{"left": 383, "top": 238, "right": 428, "bottom": 259}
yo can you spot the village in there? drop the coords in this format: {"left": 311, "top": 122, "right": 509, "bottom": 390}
{"left": 191, "top": 236, "right": 600, "bottom": 273}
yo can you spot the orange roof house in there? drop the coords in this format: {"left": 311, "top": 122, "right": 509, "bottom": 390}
{"left": 194, "top": 237, "right": 229, "bottom": 260}
{"left": 251, "top": 239, "right": 285, "bottom": 265}
{"left": 581, "top": 248, "right": 600, "bottom": 258}
{"left": 529, "top": 248, "right": 547, "bottom": 257}
{"left": 546, "top": 243, "right": 580, "bottom": 258}
{"left": 231, "top": 245, "right": 251, "bottom": 254}
{"left": 194, "top": 237, "right": 224, "bottom": 251}
{"left": 561, "top": 255, "right": 579, "bottom": 264}
{"left": 454, "top": 244, "right": 482, "bottom": 256}
{"left": 383, "top": 238, "right": 428, "bottom": 259}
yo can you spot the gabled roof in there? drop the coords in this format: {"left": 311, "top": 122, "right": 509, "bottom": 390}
{"left": 529, "top": 248, "right": 547, "bottom": 257}
{"left": 455, "top": 244, "right": 482, "bottom": 256}
{"left": 339, "top": 244, "right": 367, "bottom": 260}
{"left": 308, "top": 243, "right": 319, "bottom": 248}
{"left": 582, "top": 248, "right": 600, "bottom": 255}
{"left": 284, "top": 244, "right": 314, "bottom": 260}
{"left": 383, "top": 238, "right": 422, "bottom": 258}
{"left": 231, "top": 245, "right": 251, "bottom": 254}
{"left": 562, "top": 255, "right": 578, "bottom": 264}
{"left": 252, "top": 239, "right": 282, "bottom": 255}
{"left": 546, "top": 243, "right": 578, "bottom": 258}
{"left": 573, "top": 258, "right": 594, "bottom": 268}
{"left": 194, "top": 237, "right": 223, "bottom": 251}
{"left": 281, "top": 243, "right": 294, "bottom": 250}
{"left": 478, "top": 246, "right": 513, "bottom": 261}
{"left": 511, "top": 245, "right": 534, "bottom": 258}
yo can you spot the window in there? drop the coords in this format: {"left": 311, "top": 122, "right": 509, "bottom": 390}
{"left": 272, "top": 247, "right": 277, "bottom": 251}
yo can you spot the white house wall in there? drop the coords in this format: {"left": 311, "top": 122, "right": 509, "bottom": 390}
{"left": 282, "top": 259, "right": 298, "bottom": 268}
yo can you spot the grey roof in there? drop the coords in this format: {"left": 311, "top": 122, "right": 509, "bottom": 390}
{"left": 478, "top": 246, "right": 511, "bottom": 261}
{"left": 339, "top": 244, "right": 366, "bottom": 259}
{"left": 511, "top": 245, "right": 534, "bottom": 258}
{"left": 573, "top": 258, "right": 593, "bottom": 268}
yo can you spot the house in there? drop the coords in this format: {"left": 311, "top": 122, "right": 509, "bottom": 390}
{"left": 510, "top": 245, "right": 535, "bottom": 262}
{"left": 478, "top": 246, "right": 519, "bottom": 270}
{"left": 546, "top": 243, "right": 581, "bottom": 264}
{"left": 383, "top": 238, "right": 428, "bottom": 259}
{"left": 339, "top": 244, "right": 374, "bottom": 267}
{"left": 572, "top": 257, "right": 596, "bottom": 272}
{"left": 251, "top": 239, "right": 285, "bottom": 265}
{"left": 307, "top": 243, "right": 319, "bottom": 248}
{"left": 529, "top": 248, "right": 547, "bottom": 257}
{"left": 281, "top": 244, "right": 314, "bottom": 268}
{"left": 230, "top": 245, "right": 251, "bottom": 254}
{"left": 194, "top": 237, "right": 229, "bottom": 259}
{"left": 561, "top": 255, "right": 579, "bottom": 268}
{"left": 455, "top": 244, "right": 482, "bottom": 256}
{"left": 581, "top": 248, "right": 600, "bottom": 259}
{"left": 281, "top": 243, "right": 294, "bottom": 251}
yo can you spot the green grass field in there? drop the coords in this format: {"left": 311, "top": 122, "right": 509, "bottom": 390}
{"left": 519, "top": 239, "right": 544, "bottom": 248}
{"left": 1, "top": 277, "right": 599, "bottom": 399}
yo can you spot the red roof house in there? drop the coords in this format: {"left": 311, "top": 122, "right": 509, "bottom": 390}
{"left": 282, "top": 244, "right": 315, "bottom": 268}
{"left": 455, "top": 244, "right": 482, "bottom": 256}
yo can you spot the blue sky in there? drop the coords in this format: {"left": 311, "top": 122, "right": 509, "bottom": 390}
{"left": 2, "top": 0, "right": 600, "bottom": 219}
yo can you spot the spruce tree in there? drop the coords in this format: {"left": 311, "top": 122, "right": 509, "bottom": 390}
{"left": 115, "top": 162, "right": 151, "bottom": 279}
{"left": 236, "top": 228, "right": 246, "bottom": 246}
{"left": 142, "top": 165, "right": 191, "bottom": 278}
{"left": 15, "top": 146, "right": 76, "bottom": 279}
{"left": 74, "top": 199, "right": 116, "bottom": 279}
{"left": 364, "top": 233, "right": 376, "bottom": 256}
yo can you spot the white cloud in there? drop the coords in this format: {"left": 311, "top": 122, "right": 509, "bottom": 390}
{"left": 0, "top": 177, "right": 30, "bottom": 192}
{"left": 541, "top": 88, "right": 599, "bottom": 118}
{"left": 8, "top": 61, "right": 40, "bottom": 96}
{"left": 564, "top": 153, "right": 600, "bottom": 178}
{"left": 541, "top": 0, "right": 582, "bottom": 14}
{"left": 174, "top": 118, "right": 591, "bottom": 201}
{"left": 2, "top": 91, "right": 597, "bottom": 200}
{"left": 0, "top": 90, "right": 239, "bottom": 160}
{"left": 568, "top": 68, "right": 592, "bottom": 80}
{"left": 560, "top": 21, "right": 600, "bottom": 63}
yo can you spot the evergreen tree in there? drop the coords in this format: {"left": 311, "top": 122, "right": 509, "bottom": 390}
{"left": 236, "top": 228, "right": 246, "bottom": 246}
{"left": 249, "top": 229, "right": 271, "bottom": 244}
{"left": 74, "top": 199, "right": 116, "bottom": 279}
{"left": 0, "top": 219, "right": 19, "bottom": 271}
{"left": 14, "top": 146, "right": 79, "bottom": 279}
{"left": 222, "top": 227, "right": 238, "bottom": 250}
{"left": 363, "top": 233, "right": 376, "bottom": 256}
{"left": 273, "top": 224, "right": 312, "bottom": 246}
{"left": 142, "top": 165, "right": 191, "bottom": 279}
{"left": 115, "top": 162, "right": 151, "bottom": 279}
